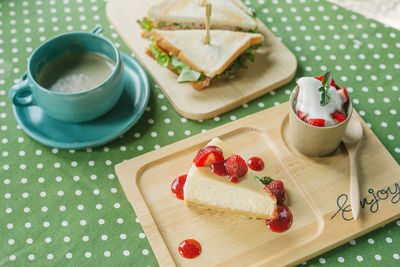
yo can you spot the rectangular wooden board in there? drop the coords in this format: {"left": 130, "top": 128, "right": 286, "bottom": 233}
{"left": 106, "top": 0, "right": 297, "bottom": 120}
{"left": 115, "top": 102, "right": 400, "bottom": 266}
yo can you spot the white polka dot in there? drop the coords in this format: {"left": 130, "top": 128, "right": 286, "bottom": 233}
{"left": 65, "top": 253, "right": 72, "bottom": 259}
{"left": 123, "top": 250, "right": 130, "bottom": 256}
{"left": 64, "top": 236, "right": 70, "bottom": 243}
{"left": 80, "top": 220, "right": 86, "bottom": 226}
{"left": 47, "top": 254, "right": 54, "bottom": 260}
{"left": 142, "top": 249, "right": 149, "bottom": 255}
{"left": 368, "top": 238, "right": 374, "bottom": 244}
{"left": 375, "top": 254, "right": 381, "bottom": 260}
{"left": 120, "top": 233, "right": 127, "bottom": 239}
{"left": 356, "top": 255, "right": 363, "bottom": 262}
{"left": 104, "top": 251, "right": 111, "bottom": 257}
{"left": 85, "top": 252, "right": 92, "bottom": 258}
{"left": 394, "top": 253, "right": 400, "bottom": 260}
{"left": 28, "top": 254, "right": 35, "bottom": 260}
{"left": 82, "top": 236, "right": 89, "bottom": 242}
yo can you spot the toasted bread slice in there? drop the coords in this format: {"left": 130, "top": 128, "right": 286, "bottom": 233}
{"left": 151, "top": 29, "right": 263, "bottom": 78}
{"left": 148, "top": 0, "right": 257, "bottom": 31}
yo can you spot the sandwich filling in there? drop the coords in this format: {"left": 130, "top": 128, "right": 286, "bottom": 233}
{"left": 147, "top": 37, "right": 261, "bottom": 85}
{"left": 138, "top": 16, "right": 258, "bottom": 35}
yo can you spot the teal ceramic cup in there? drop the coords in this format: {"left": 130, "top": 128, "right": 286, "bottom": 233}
{"left": 9, "top": 26, "right": 124, "bottom": 123}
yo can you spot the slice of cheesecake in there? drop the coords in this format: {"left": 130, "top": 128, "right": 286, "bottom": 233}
{"left": 184, "top": 137, "right": 277, "bottom": 219}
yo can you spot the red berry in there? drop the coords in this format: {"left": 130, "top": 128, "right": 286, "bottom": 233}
{"left": 228, "top": 175, "right": 240, "bottom": 183}
{"left": 266, "top": 180, "right": 286, "bottom": 205}
{"left": 332, "top": 111, "right": 347, "bottom": 123}
{"left": 297, "top": 110, "right": 307, "bottom": 121}
{"left": 314, "top": 75, "right": 337, "bottom": 87}
{"left": 308, "top": 118, "right": 325, "bottom": 127}
{"left": 337, "top": 87, "right": 349, "bottom": 103}
{"left": 193, "top": 146, "right": 224, "bottom": 167}
{"left": 224, "top": 155, "right": 248, "bottom": 178}
{"left": 211, "top": 161, "right": 227, "bottom": 176}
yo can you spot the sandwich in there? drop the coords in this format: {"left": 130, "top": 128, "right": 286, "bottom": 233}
{"left": 146, "top": 29, "right": 264, "bottom": 89}
{"left": 138, "top": 0, "right": 258, "bottom": 37}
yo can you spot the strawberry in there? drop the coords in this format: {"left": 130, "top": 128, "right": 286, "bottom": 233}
{"left": 211, "top": 161, "right": 227, "bottom": 176}
{"left": 228, "top": 175, "right": 240, "bottom": 184}
{"left": 224, "top": 155, "right": 248, "bottom": 178}
{"left": 308, "top": 118, "right": 325, "bottom": 127}
{"left": 332, "top": 111, "right": 347, "bottom": 123}
{"left": 193, "top": 146, "right": 224, "bottom": 167}
{"left": 297, "top": 110, "right": 307, "bottom": 121}
{"left": 314, "top": 75, "right": 337, "bottom": 88}
{"left": 337, "top": 87, "right": 349, "bottom": 103}
{"left": 266, "top": 180, "right": 286, "bottom": 205}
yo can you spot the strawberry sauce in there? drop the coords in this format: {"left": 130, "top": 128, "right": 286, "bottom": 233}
{"left": 171, "top": 174, "right": 187, "bottom": 200}
{"left": 247, "top": 157, "right": 264, "bottom": 171}
{"left": 178, "top": 239, "right": 202, "bottom": 259}
{"left": 265, "top": 205, "right": 293, "bottom": 233}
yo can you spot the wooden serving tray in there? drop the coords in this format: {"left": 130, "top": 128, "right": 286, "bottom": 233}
{"left": 106, "top": 0, "right": 297, "bottom": 120}
{"left": 115, "top": 102, "right": 400, "bottom": 266}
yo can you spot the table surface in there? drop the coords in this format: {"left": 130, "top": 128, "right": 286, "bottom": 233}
{"left": 1, "top": 0, "right": 399, "bottom": 266}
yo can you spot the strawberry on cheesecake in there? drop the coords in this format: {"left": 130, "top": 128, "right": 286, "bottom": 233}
{"left": 183, "top": 137, "right": 278, "bottom": 219}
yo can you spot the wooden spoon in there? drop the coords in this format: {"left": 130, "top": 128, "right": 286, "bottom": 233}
{"left": 343, "top": 115, "right": 363, "bottom": 220}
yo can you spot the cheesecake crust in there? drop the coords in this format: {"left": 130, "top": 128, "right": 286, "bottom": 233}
{"left": 184, "top": 198, "right": 278, "bottom": 220}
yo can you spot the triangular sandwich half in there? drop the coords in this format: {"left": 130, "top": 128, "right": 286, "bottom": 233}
{"left": 138, "top": 0, "right": 258, "bottom": 37}
{"left": 184, "top": 137, "right": 278, "bottom": 219}
{"left": 146, "top": 29, "right": 264, "bottom": 89}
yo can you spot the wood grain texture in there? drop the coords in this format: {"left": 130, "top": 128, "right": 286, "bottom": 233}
{"left": 106, "top": 0, "right": 297, "bottom": 120}
{"left": 115, "top": 102, "right": 400, "bottom": 266}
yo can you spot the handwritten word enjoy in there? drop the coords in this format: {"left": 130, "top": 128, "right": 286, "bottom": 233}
{"left": 331, "top": 183, "right": 400, "bottom": 221}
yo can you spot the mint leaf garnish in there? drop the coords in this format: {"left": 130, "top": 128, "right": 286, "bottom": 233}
{"left": 319, "top": 71, "right": 332, "bottom": 106}
{"left": 255, "top": 175, "right": 274, "bottom": 186}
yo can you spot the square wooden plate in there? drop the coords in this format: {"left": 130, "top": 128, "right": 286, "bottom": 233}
{"left": 106, "top": 0, "right": 297, "bottom": 120}
{"left": 115, "top": 102, "right": 400, "bottom": 266}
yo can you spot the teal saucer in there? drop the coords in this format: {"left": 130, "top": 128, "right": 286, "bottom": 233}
{"left": 12, "top": 52, "right": 150, "bottom": 149}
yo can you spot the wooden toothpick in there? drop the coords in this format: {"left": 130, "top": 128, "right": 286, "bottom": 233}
{"left": 200, "top": 0, "right": 207, "bottom": 6}
{"left": 203, "top": 3, "right": 212, "bottom": 44}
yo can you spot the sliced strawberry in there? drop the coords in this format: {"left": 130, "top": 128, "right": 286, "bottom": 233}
{"left": 308, "top": 118, "right": 325, "bottom": 127}
{"left": 266, "top": 180, "right": 286, "bottom": 205}
{"left": 211, "top": 161, "right": 227, "bottom": 176}
{"left": 228, "top": 175, "right": 240, "bottom": 184}
{"left": 337, "top": 87, "right": 349, "bottom": 103}
{"left": 314, "top": 75, "right": 337, "bottom": 88}
{"left": 332, "top": 111, "right": 347, "bottom": 123}
{"left": 193, "top": 146, "right": 224, "bottom": 167}
{"left": 224, "top": 155, "right": 248, "bottom": 178}
{"left": 297, "top": 110, "right": 307, "bottom": 121}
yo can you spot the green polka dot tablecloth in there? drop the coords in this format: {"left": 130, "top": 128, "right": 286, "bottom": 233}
{"left": 0, "top": 0, "right": 399, "bottom": 266}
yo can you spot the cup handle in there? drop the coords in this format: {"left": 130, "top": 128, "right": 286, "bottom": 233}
{"left": 9, "top": 76, "right": 35, "bottom": 107}
{"left": 91, "top": 26, "right": 104, "bottom": 35}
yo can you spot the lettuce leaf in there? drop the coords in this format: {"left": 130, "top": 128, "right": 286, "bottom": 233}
{"left": 149, "top": 43, "right": 169, "bottom": 67}
{"left": 177, "top": 68, "right": 202, "bottom": 83}
{"left": 149, "top": 41, "right": 203, "bottom": 82}
{"left": 137, "top": 17, "right": 153, "bottom": 32}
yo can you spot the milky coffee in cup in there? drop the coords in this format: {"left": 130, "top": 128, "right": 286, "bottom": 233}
{"left": 37, "top": 51, "right": 116, "bottom": 94}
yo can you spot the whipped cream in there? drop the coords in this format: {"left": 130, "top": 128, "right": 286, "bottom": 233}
{"left": 295, "top": 77, "right": 344, "bottom": 126}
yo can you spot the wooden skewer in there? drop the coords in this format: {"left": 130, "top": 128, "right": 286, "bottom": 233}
{"left": 203, "top": 3, "right": 212, "bottom": 44}
{"left": 200, "top": 0, "right": 207, "bottom": 6}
